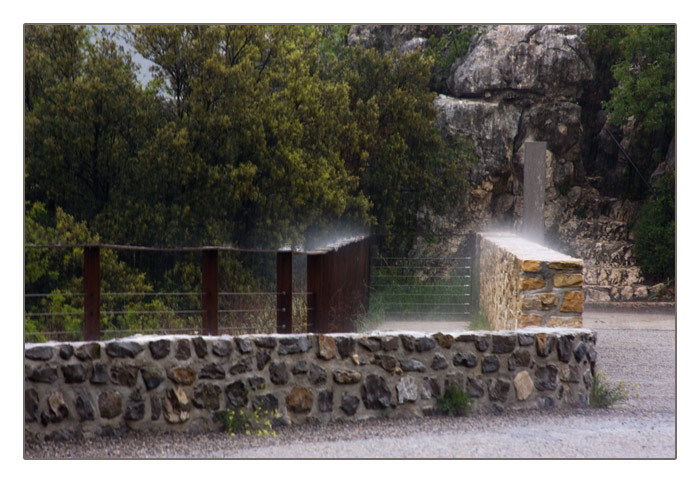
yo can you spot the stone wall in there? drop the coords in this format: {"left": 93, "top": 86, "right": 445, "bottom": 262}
{"left": 478, "top": 232, "right": 584, "bottom": 330}
{"left": 24, "top": 328, "right": 596, "bottom": 442}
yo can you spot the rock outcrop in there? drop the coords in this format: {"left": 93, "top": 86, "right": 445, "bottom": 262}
{"left": 447, "top": 25, "right": 594, "bottom": 101}
{"left": 351, "top": 24, "right": 668, "bottom": 302}
{"left": 435, "top": 25, "right": 594, "bottom": 229}
{"left": 348, "top": 25, "right": 444, "bottom": 54}
{"left": 435, "top": 25, "right": 660, "bottom": 302}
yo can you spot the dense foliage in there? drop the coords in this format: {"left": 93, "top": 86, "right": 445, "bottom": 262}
{"left": 585, "top": 25, "right": 675, "bottom": 197}
{"left": 632, "top": 173, "right": 675, "bottom": 282}
{"left": 424, "top": 25, "right": 482, "bottom": 94}
{"left": 25, "top": 25, "right": 473, "bottom": 250}
{"left": 24, "top": 201, "right": 160, "bottom": 341}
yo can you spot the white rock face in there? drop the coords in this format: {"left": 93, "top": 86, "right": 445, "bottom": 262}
{"left": 447, "top": 25, "right": 594, "bottom": 99}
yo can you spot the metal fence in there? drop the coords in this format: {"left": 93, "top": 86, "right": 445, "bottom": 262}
{"left": 368, "top": 232, "right": 476, "bottom": 323}
{"left": 24, "top": 237, "right": 370, "bottom": 342}
{"left": 369, "top": 256, "right": 472, "bottom": 321}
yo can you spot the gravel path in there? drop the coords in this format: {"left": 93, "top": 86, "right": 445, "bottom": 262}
{"left": 24, "top": 309, "right": 676, "bottom": 459}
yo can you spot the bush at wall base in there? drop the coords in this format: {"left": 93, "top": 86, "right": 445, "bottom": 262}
{"left": 217, "top": 407, "right": 280, "bottom": 437}
{"left": 436, "top": 382, "right": 474, "bottom": 417}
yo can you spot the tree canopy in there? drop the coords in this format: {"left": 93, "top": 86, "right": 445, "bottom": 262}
{"left": 25, "top": 25, "right": 473, "bottom": 254}
{"left": 585, "top": 25, "right": 675, "bottom": 197}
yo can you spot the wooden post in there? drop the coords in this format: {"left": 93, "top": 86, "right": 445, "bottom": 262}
{"left": 276, "top": 251, "right": 293, "bottom": 333}
{"left": 202, "top": 249, "right": 219, "bottom": 335}
{"left": 83, "top": 246, "right": 101, "bottom": 341}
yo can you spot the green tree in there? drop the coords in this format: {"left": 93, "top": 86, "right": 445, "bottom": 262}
{"left": 324, "top": 44, "right": 476, "bottom": 252}
{"left": 24, "top": 25, "right": 85, "bottom": 112}
{"left": 602, "top": 26, "right": 675, "bottom": 143}
{"left": 585, "top": 25, "right": 675, "bottom": 198}
{"left": 124, "top": 25, "right": 370, "bottom": 250}
{"left": 585, "top": 25, "right": 675, "bottom": 282}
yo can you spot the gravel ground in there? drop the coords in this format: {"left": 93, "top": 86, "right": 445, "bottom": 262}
{"left": 24, "top": 309, "right": 676, "bottom": 459}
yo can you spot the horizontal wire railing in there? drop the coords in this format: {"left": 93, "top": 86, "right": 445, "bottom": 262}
{"left": 24, "top": 290, "right": 313, "bottom": 341}
{"left": 24, "top": 291, "right": 313, "bottom": 338}
{"left": 369, "top": 255, "right": 472, "bottom": 322}
{"left": 378, "top": 313, "right": 469, "bottom": 317}
{"left": 23, "top": 237, "right": 370, "bottom": 340}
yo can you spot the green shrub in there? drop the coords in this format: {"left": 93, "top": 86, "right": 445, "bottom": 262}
{"left": 217, "top": 407, "right": 280, "bottom": 437}
{"left": 649, "top": 279, "right": 674, "bottom": 301}
{"left": 589, "top": 371, "right": 638, "bottom": 408}
{"left": 426, "top": 25, "right": 483, "bottom": 93}
{"left": 436, "top": 382, "right": 473, "bottom": 416}
{"left": 633, "top": 173, "right": 675, "bottom": 282}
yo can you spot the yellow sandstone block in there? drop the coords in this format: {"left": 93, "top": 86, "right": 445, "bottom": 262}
{"left": 539, "top": 293, "right": 558, "bottom": 308}
{"left": 561, "top": 290, "right": 584, "bottom": 313}
{"left": 547, "top": 260, "right": 583, "bottom": 271}
{"left": 521, "top": 293, "right": 558, "bottom": 311}
{"left": 521, "top": 295, "right": 542, "bottom": 311}
{"left": 520, "top": 277, "right": 545, "bottom": 291}
{"left": 521, "top": 260, "right": 542, "bottom": 272}
{"left": 518, "top": 314, "right": 542, "bottom": 328}
{"left": 554, "top": 273, "right": 584, "bottom": 288}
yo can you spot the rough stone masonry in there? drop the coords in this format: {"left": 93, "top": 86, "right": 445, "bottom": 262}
{"left": 477, "top": 232, "right": 584, "bottom": 330}
{"left": 25, "top": 328, "right": 596, "bottom": 442}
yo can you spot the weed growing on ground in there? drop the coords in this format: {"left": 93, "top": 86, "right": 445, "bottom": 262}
{"left": 218, "top": 407, "right": 280, "bottom": 437}
{"left": 589, "top": 371, "right": 640, "bottom": 408}
{"left": 469, "top": 310, "right": 491, "bottom": 330}
{"left": 649, "top": 278, "right": 675, "bottom": 302}
{"left": 436, "top": 382, "right": 474, "bottom": 416}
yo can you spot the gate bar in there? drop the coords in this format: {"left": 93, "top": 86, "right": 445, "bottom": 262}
{"left": 83, "top": 246, "right": 101, "bottom": 341}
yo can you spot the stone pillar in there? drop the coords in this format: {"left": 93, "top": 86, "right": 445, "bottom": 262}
{"left": 523, "top": 141, "right": 546, "bottom": 244}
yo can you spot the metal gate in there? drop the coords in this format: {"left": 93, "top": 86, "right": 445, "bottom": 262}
{"left": 368, "top": 234, "right": 474, "bottom": 324}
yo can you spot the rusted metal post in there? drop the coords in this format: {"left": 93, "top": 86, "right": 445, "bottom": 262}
{"left": 83, "top": 246, "right": 101, "bottom": 341}
{"left": 202, "top": 249, "right": 219, "bottom": 335}
{"left": 359, "top": 237, "right": 371, "bottom": 327}
{"left": 276, "top": 251, "right": 293, "bottom": 333}
{"left": 307, "top": 253, "right": 325, "bottom": 333}
{"left": 305, "top": 237, "right": 371, "bottom": 334}
{"left": 331, "top": 238, "right": 371, "bottom": 332}
{"left": 365, "top": 238, "right": 371, "bottom": 311}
